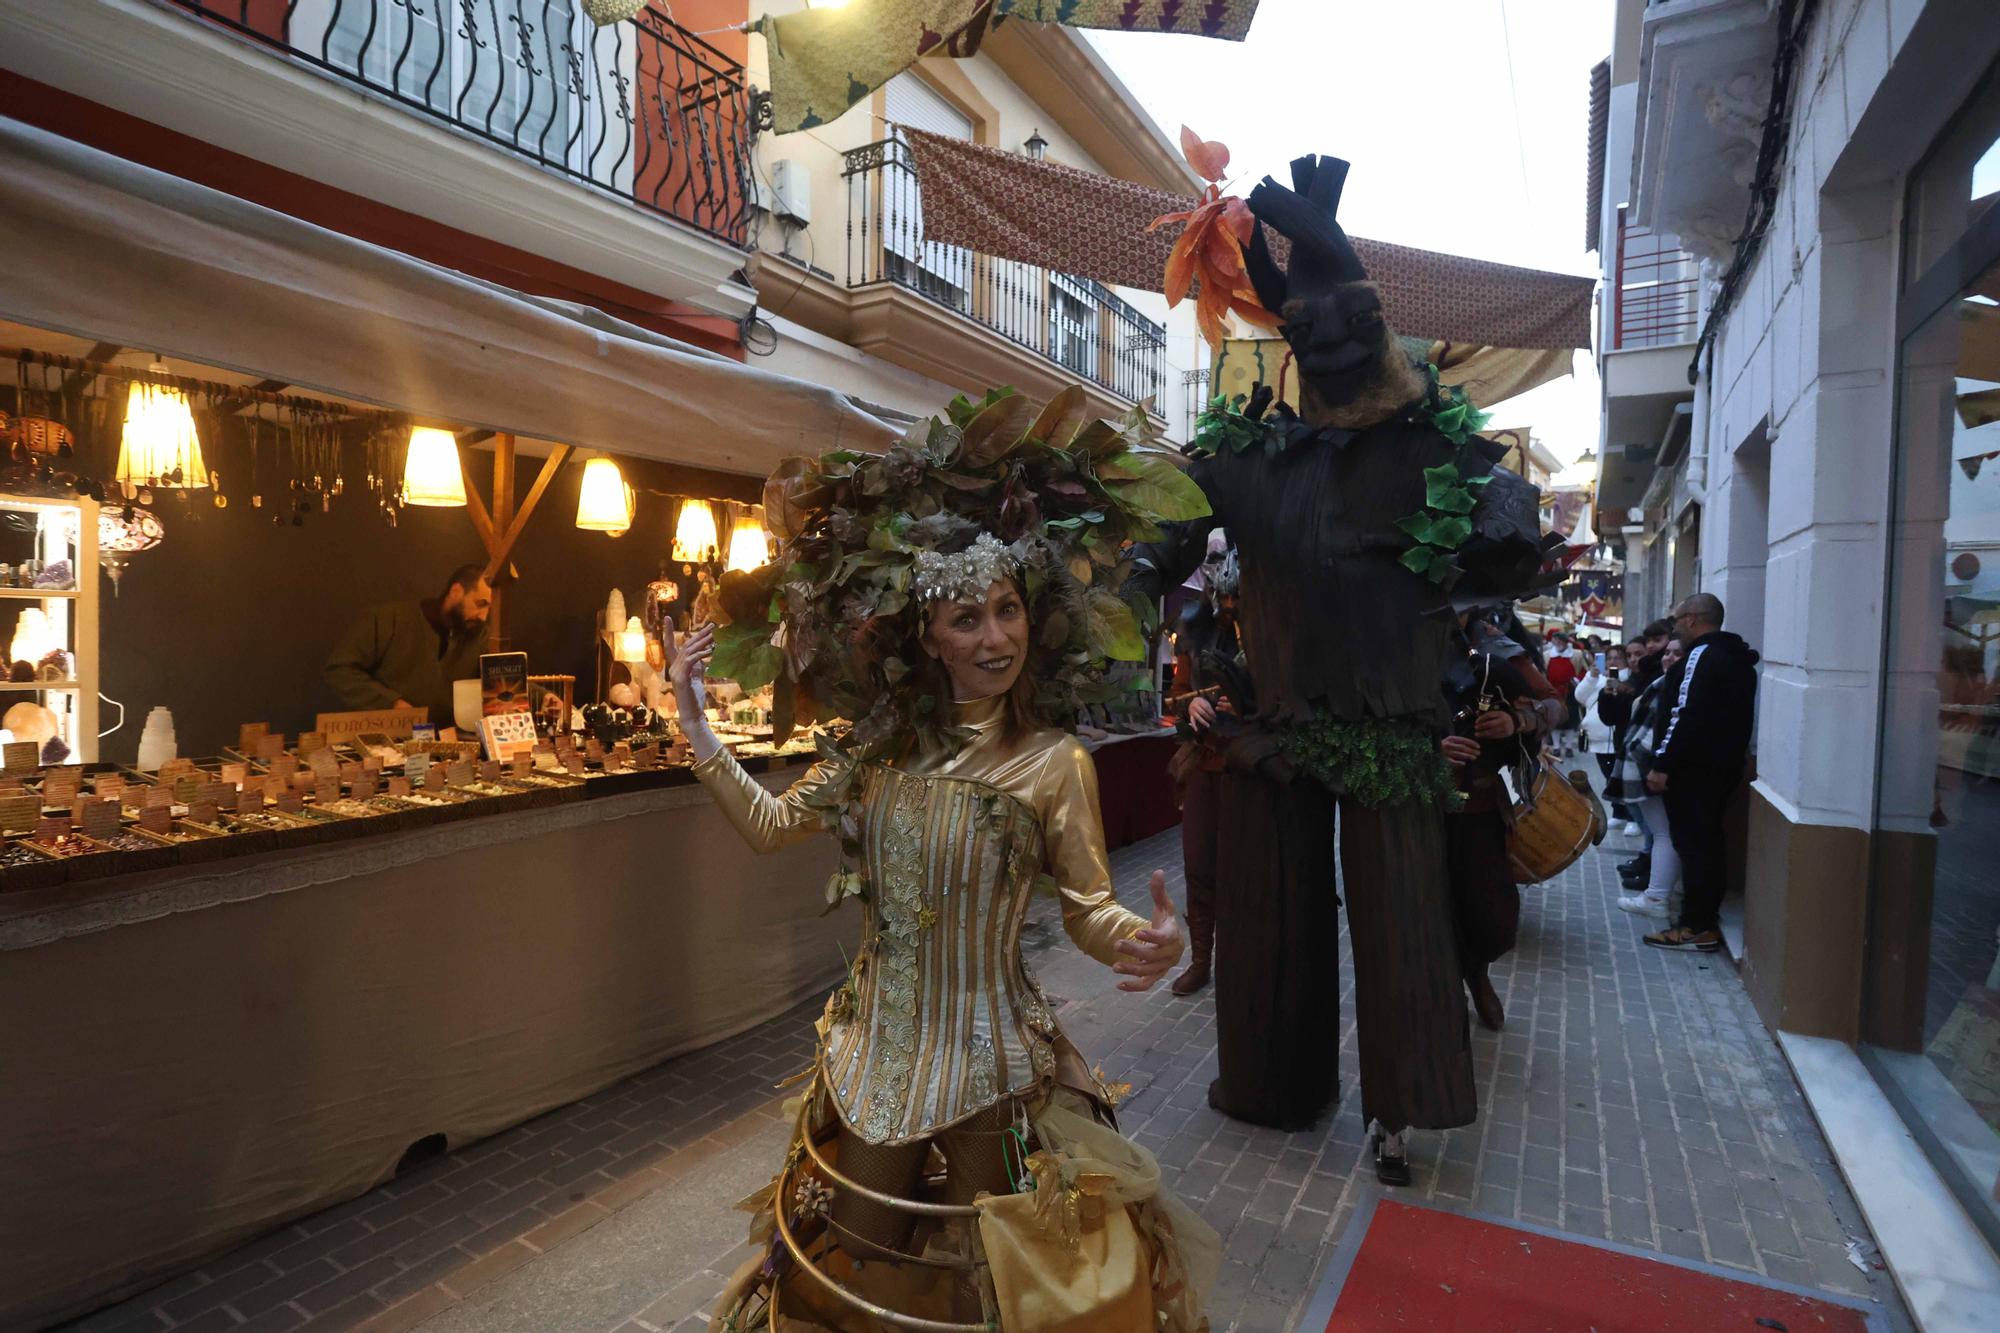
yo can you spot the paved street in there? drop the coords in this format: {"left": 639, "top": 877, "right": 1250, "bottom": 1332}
{"left": 67, "top": 822, "right": 1911, "bottom": 1333}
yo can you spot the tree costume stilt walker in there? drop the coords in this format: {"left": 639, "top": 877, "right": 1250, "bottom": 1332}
{"left": 1137, "top": 145, "right": 1554, "bottom": 1178}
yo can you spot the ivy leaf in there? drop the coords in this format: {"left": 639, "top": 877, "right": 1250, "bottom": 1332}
{"left": 1429, "top": 515, "right": 1474, "bottom": 549}
{"left": 1433, "top": 486, "right": 1478, "bottom": 516}
{"left": 1467, "top": 473, "right": 1494, "bottom": 487}
{"left": 1399, "top": 546, "right": 1439, "bottom": 576}
{"left": 1098, "top": 450, "right": 1212, "bottom": 521}
{"left": 1423, "top": 463, "right": 1461, "bottom": 508}
{"left": 1394, "top": 512, "right": 1435, "bottom": 542}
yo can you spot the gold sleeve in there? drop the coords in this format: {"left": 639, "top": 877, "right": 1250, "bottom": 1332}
{"left": 690, "top": 749, "right": 841, "bottom": 853}
{"left": 1036, "top": 737, "right": 1161, "bottom": 969}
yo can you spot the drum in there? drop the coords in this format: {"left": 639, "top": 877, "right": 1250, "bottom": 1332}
{"left": 1506, "top": 761, "right": 1607, "bottom": 884}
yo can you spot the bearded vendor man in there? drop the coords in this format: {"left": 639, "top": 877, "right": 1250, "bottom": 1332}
{"left": 324, "top": 562, "right": 492, "bottom": 726}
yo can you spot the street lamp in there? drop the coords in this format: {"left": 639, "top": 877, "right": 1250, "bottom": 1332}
{"left": 1023, "top": 128, "right": 1048, "bottom": 160}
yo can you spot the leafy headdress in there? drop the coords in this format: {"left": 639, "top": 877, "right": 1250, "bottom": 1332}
{"left": 708, "top": 384, "right": 1211, "bottom": 758}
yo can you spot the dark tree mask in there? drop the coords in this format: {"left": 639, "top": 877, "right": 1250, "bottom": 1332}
{"left": 1245, "top": 156, "right": 1399, "bottom": 409}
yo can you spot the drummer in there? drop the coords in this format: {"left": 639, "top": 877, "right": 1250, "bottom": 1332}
{"left": 1439, "top": 607, "right": 1565, "bottom": 1030}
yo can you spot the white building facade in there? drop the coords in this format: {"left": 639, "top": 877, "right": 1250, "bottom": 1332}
{"left": 1592, "top": 1, "right": 2000, "bottom": 1325}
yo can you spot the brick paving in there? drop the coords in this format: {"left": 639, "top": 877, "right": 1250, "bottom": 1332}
{"left": 64, "top": 825, "right": 1912, "bottom": 1333}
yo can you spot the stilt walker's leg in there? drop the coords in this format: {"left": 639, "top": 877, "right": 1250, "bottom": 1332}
{"left": 1208, "top": 772, "right": 1342, "bottom": 1129}
{"left": 1339, "top": 796, "right": 1477, "bottom": 1134}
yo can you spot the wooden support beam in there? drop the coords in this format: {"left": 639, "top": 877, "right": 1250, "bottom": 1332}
{"left": 496, "top": 444, "right": 573, "bottom": 561}
{"left": 457, "top": 440, "right": 501, "bottom": 569}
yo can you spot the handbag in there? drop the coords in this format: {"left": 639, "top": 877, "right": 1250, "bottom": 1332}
{"left": 976, "top": 1164, "right": 1153, "bottom": 1332}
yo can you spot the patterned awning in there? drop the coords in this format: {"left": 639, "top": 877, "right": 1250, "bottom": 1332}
{"left": 904, "top": 130, "right": 1596, "bottom": 351}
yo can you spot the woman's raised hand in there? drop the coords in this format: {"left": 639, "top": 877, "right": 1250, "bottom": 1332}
{"left": 668, "top": 622, "right": 714, "bottom": 715}
{"left": 1113, "top": 871, "right": 1185, "bottom": 993}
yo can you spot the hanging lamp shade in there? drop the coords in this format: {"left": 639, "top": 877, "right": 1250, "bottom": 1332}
{"left": 402, "top": 426, "right": 467, "bottom": 507}
{"left": 117, "top": 380, "right": 209, "bottom": 489}
{"left": 671, "top": 498, "right": 719, "bottom": 563}
{"left": 575, "top": 456, "right": 634, "bottom": 533}
{"left": 726, "top": 514, "right": 771, "bottom": 573}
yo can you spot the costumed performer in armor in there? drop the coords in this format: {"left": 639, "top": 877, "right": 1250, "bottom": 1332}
{"left": 1441, "top": 607, "right": 1565, "bottom": 1031}
{"left": 1166, "top": 529, "right": 1240, "bottom": 997}
{"left": 1134, "top": 152, "right": 1555, "bottom": 1181}
{"left": 672, "top": 386, "right": 1220, "bottom": 1330}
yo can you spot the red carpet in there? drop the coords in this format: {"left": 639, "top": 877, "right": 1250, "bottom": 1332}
{"left": 1312, "top": 1198, "right": 1878, "bottom": 1332}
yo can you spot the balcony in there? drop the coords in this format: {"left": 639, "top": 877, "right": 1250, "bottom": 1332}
{"left": 172, "top": 0, "right": 751, "bottom": 246}
{"left": 840, "top": 139, "right": 1166, "bottom": 412}
{"left": 1611, "top": 207, "right": 1700, "bottom": 350}
{"left": 1631, "top": 0, "right": 1780, "bottom": 263}
{"left": 0, "top": 0, "right": 756, "bottom": 318}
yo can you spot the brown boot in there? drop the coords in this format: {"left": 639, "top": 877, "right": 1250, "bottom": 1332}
{"left": 1171, "top": 893, "right": 1214, "bottom": 997}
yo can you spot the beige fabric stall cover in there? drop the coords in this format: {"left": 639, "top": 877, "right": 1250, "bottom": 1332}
{"left": 0, "top": 117, "right": 899, "bottom": 476}
{"left": 1213, "top": 338, "right": 1573, "bottom": 412}
{"left": 903, "top": 129, "right": 1596, "bottom": 351}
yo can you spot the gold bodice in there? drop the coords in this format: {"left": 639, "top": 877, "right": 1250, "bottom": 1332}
{"left": 691, "top": 696, "right": 1153, "bottom": 1144}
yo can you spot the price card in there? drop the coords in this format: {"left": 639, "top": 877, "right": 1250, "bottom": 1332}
{"left": 36, "top": 815, "right": 69, "bottom": 841}
{"left": 479, "top": 760, "right": 501, "bottom": 782}
{"left": 3, "top": 741, "right": 38, "bottom": 773}
{"left": 235, "top": 785, "right": 262, "bottom": 815}
{"left": 221, "top": 762, "right": 248, "bottom": 787}
{"left": 275, "top": 789, "right": 303, "bottom": 813}
{"left": 339, "top": 762, "right": 363, "bottom": 786}
{"left": 173, "top": 776, "right": 199, "bottom": 803}
{"left": 0, "top": 793, "right": 41, "bottom": 832}
{"left": 291, "top": 770, "right": 316, "bottom": 791}
{"left": 237, "top": 722, "right": 268, "bottom": 754}
{"left": 407, "top": 753, "right": 432, "bottom": 789}
{"left": 94, "top": 773, "right": 125, "bottom": 802}
{"left": 388, "top": 776, "right": 412, "bottom": 797}
{"left": 307, "top": 748, "right": 340, "bottom": 778}
{"left": 315, "top": 779, "right": 339, "bottom": 806}
{"left": 272, "top": 753, "right": 299, "bottom": 778}
{"left": 257, "top": 733, "right": 286, "bottom": 760}
{"left": 202, "top": 780, "right": 233, "bottom": 809}
{"left": 585, "top": 739, "right": 606, "bottom": 763}
{"left": 564, "top": 753, "right": 587, "bottom": 777}
{"left": 446, "top": 760, "right": 475, "bottom": 787}
{"left": 80, "top": 798, "right": 120, "bottom": 840}
{"left": 297, "top": 731, "right": 327, "bottom": 754}
{"left": 352, "top": 771, "right": 377, "bottom": 799}
{"left": 142, "top": 784, "right": 172, "bottom": 809}
{"left": 362, "top": 755, "right": 383, "bottom": 773}
{"left": 160, "top": 758, "right": 196, "bottom": 778}
{"left": 42, "top": 773, "right": 80, "bottom": 809}
{"left": 186, "top": 800, "right": 219, "bottom": 826}
{"left": 139, "top": 806, "right": 171, "bottom": 834}
{"left": 510, "top": 754, "right": 532, "bottom": 778}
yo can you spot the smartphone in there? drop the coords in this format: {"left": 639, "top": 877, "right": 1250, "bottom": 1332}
{"left": 1595, "top": 652, "right": 1607, "bottom": 672}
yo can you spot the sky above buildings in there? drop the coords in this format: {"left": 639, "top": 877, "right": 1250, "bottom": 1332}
{"left": 1088, "top": 0, "right": 1612, "bottom": 483}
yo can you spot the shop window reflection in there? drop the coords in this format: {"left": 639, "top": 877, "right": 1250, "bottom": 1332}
{"left": 1873, "top": 260, "right": 2000, "bottom": 1243}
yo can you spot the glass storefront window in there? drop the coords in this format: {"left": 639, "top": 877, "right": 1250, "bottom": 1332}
{"left": 1905, "top": 65, "right": 2000, "bottom": 288}
{"left": 1873, "top": 261, "right": 2000, "bottom": 1244}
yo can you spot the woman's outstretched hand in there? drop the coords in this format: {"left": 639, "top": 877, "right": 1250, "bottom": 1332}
{"left": 666, "top": 623, "right": 723, "bottom": 763}
{"left": 1113, "top": 871, "right": 1184, "bottom": 992}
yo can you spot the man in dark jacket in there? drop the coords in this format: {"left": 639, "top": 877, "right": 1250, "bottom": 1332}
{"left": 325, "top": 563, "right": 492, "bottom": 727}
{"left": 1642, "top": 594, "right": 1760, "bottom": 952}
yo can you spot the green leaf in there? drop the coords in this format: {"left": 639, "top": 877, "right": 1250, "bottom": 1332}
{"left": 1423, "top": 463, "right": 1461, "bottom": 508}
{"left": 1098, "top": 450, "right": 1212, "bottom": 521}
{"left": 1082, "top": 588, "right": 1148, "bottom": 660}
{"left": 1467, "top": 473, "right": 1494, "bottom": 487}
{"left": 710, "top": 621, "right": 782, "bottom": 690}
{"left": 1399, "top": 546, "right": 1439, "bottom": 576}
{"left": 1429, "top": 515, "right": 1474, "bottom": 548}
{"left": 1394, "top": 512, "right": 1435, "bottom": 542}
{"left": 1434, "top": 486, "right": 1477, "bottom": 515}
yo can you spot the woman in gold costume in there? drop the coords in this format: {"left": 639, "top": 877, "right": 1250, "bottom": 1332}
{"left": 672, "top": 387, "right": 1220, "bottom": 1331}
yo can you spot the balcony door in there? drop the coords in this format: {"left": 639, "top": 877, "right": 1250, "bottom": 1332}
{"left": 881, "top": 73, "right": 973, "bottom": 312}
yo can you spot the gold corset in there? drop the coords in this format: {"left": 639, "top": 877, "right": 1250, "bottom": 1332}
{"left": 690, "top": 696, "right": 1156, "bottom": 1146}
{"left": 827, "top": 765, "right": 1060, "bottom": 1142}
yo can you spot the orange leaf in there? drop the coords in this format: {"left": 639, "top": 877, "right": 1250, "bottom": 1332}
{"left": 1229, "top": 295, "right": 1282, "bottom": 330}
{"left": 1219, "top": 197, "right": 1255, "bottom": 243}
{"left": 1146, "top": 208, "right": 1195, "bottom": 233}
{"left": 1179, "top": 126, "right": 1231, "bottom": 184}
{"left": 1163, "top": 233, "right": 1198, "bottom": 307}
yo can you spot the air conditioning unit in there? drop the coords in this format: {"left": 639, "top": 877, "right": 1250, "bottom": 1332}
{"left": 770, "top": 159, "right": 811, "bottom": 226}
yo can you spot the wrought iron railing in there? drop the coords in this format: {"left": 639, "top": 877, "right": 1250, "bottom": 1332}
{"left": 843, "top": 139, "right": 1166, "bottom": 409}
{"left": 170, "top": 0, "right": 752, "bottom": 246}
{"left": 1611, "top": 206, "right": 1700, "bottom": 349}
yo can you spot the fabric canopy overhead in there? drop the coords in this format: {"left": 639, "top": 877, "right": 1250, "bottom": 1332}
{"left": 755, "top": 0, "right": 1261, "bottom": 133}
{"left": 904, "top": 130, "right": 1597, "bottom": 351}
{"left": 0, "top": 118, "right": 899, "bottom": 477}
{"left": 1213, "top": 339, "right": 1574, "bottom": 418}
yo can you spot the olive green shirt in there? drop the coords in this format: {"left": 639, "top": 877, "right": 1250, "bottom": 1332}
{"left": 324, "top": 600, "right": 485, "bottom": 726}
